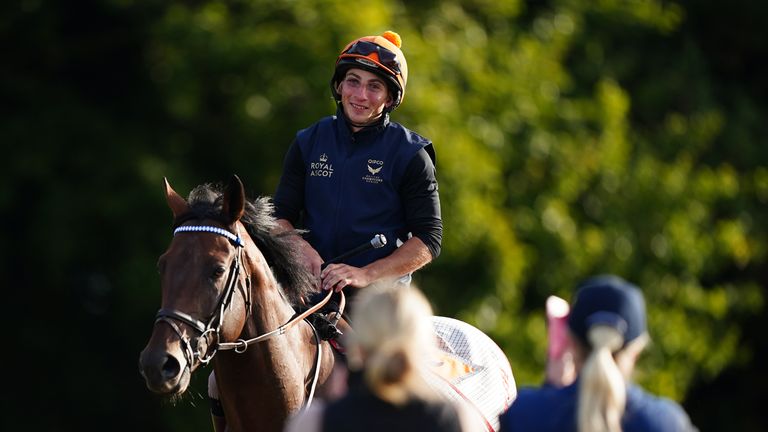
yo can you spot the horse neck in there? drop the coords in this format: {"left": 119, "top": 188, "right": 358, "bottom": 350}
{"left": 213, "top": 237, "right": 309, "bottom": 430}
{"left": 244, "top": 245, "right": 296, "bottom": 334}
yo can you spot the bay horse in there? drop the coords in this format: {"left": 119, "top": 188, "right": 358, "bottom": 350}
{"left": 139, "top": 175, "right": 334, "bottom": 432}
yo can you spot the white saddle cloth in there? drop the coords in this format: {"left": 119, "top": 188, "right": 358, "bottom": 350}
{"left": 427, "top": 316, "right": 517, "bottom": 432}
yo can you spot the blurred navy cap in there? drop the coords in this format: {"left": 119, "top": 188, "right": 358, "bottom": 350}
{"left": 567, "top": 275, "right": 647, "bottom": 349}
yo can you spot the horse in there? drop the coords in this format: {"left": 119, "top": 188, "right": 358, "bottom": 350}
{"left": 139, "top": 175, "right": 334, "bottom": 432}
{"left": 139, "top": 175, "right": 517, "bottom": 432}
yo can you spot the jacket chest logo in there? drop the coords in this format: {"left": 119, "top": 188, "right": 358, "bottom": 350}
{"left": 310, "top": 153, "right": 334, "bottom": 178}
{"left": 363, "top": 159, "right": 384, "bottom": 184}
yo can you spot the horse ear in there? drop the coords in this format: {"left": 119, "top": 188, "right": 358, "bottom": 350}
{"left": 223, "top": 174, "right": 245, "bottom": 224}
{"left": 164, "top": 177, "right": 189, "bottom": 218}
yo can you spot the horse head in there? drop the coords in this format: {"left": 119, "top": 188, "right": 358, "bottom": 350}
{"left": 139, "top": 175, "right": 252, "bottom": 395}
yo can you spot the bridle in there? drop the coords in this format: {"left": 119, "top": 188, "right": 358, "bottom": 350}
{"left": 152, "top": 223, "right": 334, "bottom": 406}
{"left": 154, "top": 224, "right": 249, "bottom": 367}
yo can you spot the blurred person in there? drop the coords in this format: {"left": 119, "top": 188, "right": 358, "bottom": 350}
{"left": 284, "top": 282, "right": 472, "bottom": 432}
{"left": 499, "top": 275, "right": 697, "bottom": 432}
{"left": 544, "top": 294, "right": 576, "bottom": 388}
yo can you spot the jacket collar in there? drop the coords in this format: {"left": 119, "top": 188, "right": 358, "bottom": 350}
{"left": 335, "top": 107, "right": 389, "bottom": 142}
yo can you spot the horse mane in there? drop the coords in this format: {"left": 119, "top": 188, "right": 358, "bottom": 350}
{"left": 179, "top": 183, "right": 315, "bottom": 305}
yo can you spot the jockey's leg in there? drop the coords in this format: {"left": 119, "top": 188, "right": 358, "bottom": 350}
{"left": 208, "top": 371, "right": 227, "bottom": 432}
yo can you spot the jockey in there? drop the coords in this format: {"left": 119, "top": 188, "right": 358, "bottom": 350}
{"left": 209, "top": 30, "right": 443, "bottom": 432}
{"left": 272, "top": 30, "right": 443, "bottom": 338}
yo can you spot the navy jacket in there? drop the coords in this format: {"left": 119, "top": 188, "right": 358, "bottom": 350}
{"left": 499, "top": 380, "right": 697, "bottom": 432}
{"left": 274, "top": 110, "right": 442, "bottom": 268}
{"left": 321, "top": 372, "right": 462, "bottom": 432}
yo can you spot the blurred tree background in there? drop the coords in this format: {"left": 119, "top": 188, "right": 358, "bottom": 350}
{"left": 2, "top": 0, "right": 766, "bottom": 430}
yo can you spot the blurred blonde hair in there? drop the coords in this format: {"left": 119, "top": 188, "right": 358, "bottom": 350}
{"left": 346, "top": 282, "right": 438, "bottom": 405}
{"left": 575, "top": 326, "right": 650, "bottom": 432}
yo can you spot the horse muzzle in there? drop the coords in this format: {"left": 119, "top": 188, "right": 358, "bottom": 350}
{"left": 139, "top": 339, "right": 192, "bottom": 395}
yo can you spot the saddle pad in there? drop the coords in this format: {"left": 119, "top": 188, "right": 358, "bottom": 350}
{"left": 427, "top": 316, "right": 517, "bottom": 432}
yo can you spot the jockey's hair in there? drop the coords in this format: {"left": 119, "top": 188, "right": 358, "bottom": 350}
{"left": 346, "top": 282, "right": 439, "bottom": 405}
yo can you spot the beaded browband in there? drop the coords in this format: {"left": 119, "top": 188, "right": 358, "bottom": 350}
{"left": 173, "top": 225, "right": 244, "bottom": 248}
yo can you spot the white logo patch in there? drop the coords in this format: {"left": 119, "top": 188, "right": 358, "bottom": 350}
{"left": 363, "top": 159, "right": 384, "bottom": 184}
{"left": 310, "top": 154, "right": 334, "bottom": 178}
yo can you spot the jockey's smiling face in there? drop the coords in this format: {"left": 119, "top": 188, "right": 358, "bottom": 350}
{"left": 336, "top": 68, "right": 392, "bottom": 131}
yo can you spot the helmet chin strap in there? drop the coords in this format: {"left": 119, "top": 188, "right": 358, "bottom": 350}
{"left": 339, "top": 102, "right": 392, "bottom": 128}
{"left": 345, "top": 111, "right": 389, "bottom": 129}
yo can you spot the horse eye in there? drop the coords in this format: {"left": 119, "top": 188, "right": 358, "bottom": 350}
{"left": 211, "top": 266, "right": 226, "bottom": 279}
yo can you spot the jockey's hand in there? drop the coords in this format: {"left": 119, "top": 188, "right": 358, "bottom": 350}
{"left": 321, "top": 263, "right": 371, "bottom": 292}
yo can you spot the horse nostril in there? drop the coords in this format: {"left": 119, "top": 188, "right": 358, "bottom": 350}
{"left": 162, "top": 354, "right": 181, "bottom": 379}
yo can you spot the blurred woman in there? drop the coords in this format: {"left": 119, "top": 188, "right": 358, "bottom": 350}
{"left": 284, "top": 282, "right": 469, "bottom": 432}
{"left": 499, "top": 275, "right": 697, "bottom": 432}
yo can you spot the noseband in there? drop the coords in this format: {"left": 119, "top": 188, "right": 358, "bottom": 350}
{"left": 154, "top": 224, "right": 248, "bottom": 366}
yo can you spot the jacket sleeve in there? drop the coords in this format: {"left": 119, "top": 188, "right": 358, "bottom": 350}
{"left": 400, "top": 145, "right": 443, "bottom": 259}
{"left": 273, "top": 139, "right": 305, "bottom": 225}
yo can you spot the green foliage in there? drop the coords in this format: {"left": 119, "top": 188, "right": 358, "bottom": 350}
{"left": 3, "top": 0, "right": 767, "bottom": 430}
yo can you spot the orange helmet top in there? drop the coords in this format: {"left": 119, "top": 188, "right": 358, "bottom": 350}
{"left": 331, "top": 31, "right": 409, "bottom": 110}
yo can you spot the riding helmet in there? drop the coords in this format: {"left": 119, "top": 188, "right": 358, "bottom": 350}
{"left": 330, "top": 30, "right": 409, "bottom": 110}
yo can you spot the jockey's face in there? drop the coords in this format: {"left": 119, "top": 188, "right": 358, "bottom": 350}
{"left": 337, "top": 68, "right": 392, "bottom": 131}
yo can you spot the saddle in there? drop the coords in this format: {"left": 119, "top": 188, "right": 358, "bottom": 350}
{"left": 304, "top": 290, "right": 346, "bottom": 341}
